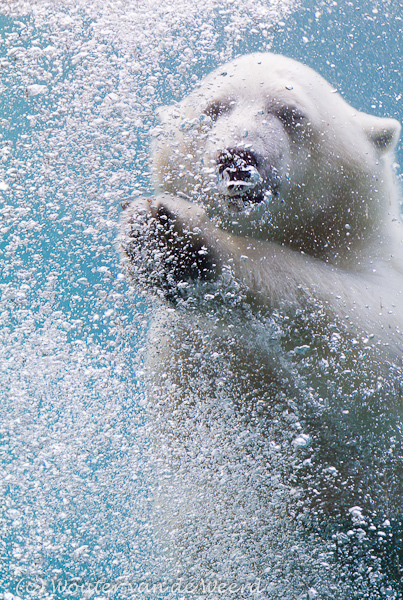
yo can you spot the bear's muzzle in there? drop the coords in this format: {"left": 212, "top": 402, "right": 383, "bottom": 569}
{"left": 216, "top": 147, "right": 280, "bottom": 205}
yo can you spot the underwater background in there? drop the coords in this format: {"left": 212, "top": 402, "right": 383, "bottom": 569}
{"left": 0, "top": 0, "right": 402, "bottom": 597}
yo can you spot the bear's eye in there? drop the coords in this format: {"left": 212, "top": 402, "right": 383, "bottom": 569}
{"left": 276, "top": 106, "right": 305, "bottom": 130}
{"left": 203, "top": 100, "right": 231, "bottom": 122}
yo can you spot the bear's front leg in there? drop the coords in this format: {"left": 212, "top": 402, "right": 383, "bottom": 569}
{"left": 119, "top": 193, "right": 219, "bottom": 300}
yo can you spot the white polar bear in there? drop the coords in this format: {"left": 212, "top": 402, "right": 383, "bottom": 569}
{"left": 120, "top": 54, "right": 403, "bottom": 597}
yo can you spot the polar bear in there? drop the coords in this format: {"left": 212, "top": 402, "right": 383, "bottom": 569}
{"left": 120, "top": 54, "right": 403, "bottom": 597}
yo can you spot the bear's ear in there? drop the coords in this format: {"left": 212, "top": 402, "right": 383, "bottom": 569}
{"left": 361, "top": 114, "right": 401, "bottom": 153}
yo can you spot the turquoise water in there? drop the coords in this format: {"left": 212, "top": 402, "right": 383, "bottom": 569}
{"left": 0, "top": 0, "right": 402, "bottom": 597}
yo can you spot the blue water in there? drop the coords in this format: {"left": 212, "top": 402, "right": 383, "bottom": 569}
{"left": 0, "top": 0, "right": 402, "bottom": 597}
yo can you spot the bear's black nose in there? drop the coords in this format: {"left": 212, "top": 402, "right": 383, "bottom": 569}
{"left": 216, "top": 148, "right": 265, "bottom": 202}
{"left": 217, "top": 148, "right": 259, "bottom": 183}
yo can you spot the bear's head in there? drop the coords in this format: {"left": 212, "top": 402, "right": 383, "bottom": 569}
{"left": 152, "top": 53, "right": 401, "bottom": 259}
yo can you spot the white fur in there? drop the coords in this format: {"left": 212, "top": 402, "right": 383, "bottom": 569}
{"left": 121, "top": 54, "right": 403, "bottom": 594}
{"left": 153, "top": 54, "right": 401, "bottom": 260}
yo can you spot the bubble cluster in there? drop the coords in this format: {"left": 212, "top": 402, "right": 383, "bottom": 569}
{"left": 0, "top": 0, "right": 296, "bottom": 593}
{"left": 0, "top": 0, "right": 402, "bottom": 597}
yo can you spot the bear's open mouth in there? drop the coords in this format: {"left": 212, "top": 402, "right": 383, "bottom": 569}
{"left": 226, "top": 187, "right": 277, "bottom": 212}
{"left": 216, "top": 149, "right": 279, "bottom": 210}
